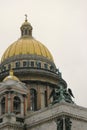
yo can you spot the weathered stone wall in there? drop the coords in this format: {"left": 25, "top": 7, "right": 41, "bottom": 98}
{"left": 28, "top": 120, "right": 56, "bottom": 130}
{"left": 25, "top": 102, "right": 87, "bottom": 130}
{"left": 71, "top": 118, "right": 87, "bottom": 130}
{"left": 27, "top": 119, "right": 87, "bottom": 130}
{"left": 0, "top": 102, "right": 87, "bottom": 130}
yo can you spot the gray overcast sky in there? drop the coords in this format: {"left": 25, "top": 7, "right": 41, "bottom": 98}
{"left": 0, "top": 0, "right": 87, "bottom": 107}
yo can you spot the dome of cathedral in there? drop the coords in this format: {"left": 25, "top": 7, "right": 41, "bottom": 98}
{"left": 1, "top": 19, "right": 53, "bottom": 63}
{"left": 0, "top": 16, "right": 57, "bottom": 83}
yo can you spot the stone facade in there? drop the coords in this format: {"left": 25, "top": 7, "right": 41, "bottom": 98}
{"left": 0, "top": 18, "right": 87, "bottom": 130}
{"left": 25, "top": 102, "right": 87, "bottom": 130}
{"left": 0, "top": 102, "right": 87, "bottom": 130}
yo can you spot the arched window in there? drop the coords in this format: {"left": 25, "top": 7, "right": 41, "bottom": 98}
{"left": 50, "top": 65, "right": 54, "bottom": 71}
{"left": 30, "top": 89, "right": 37, "bottom": 111}
{"left": 15, "top": 62, "right": 20, "bottom": 68}
{"left": 31, "top": 61, "right": 34, "bottom": 67}
{"left": 29, "top": 30, "right": 32, "bottom": 35}
{"left": 44, "top": 91, "right": 48, "bottom": 107}
{"left": 8, "top": 64, "right": 11, "bottom": 70}
{"left": 13, "top": 96, "right": 21, "bottom": 114}
{"left": 44, "top": 63, "right": 48, "bottom": 69}
{"left": 25, "top": 29, "right": 27, "bottom": 35}
{"left": 36, "top": 61, "right": 41, "bottom": 69}
{"left": 1, "top": 97, "right": 5, "bottom": 114}
{"left": 23, "top": 61, "right": 27, "bottom": 67}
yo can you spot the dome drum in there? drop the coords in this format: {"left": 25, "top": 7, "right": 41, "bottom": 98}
{"left": 13, "top": 69, "right": 60, "bottom": 84}
{"left": 0, "top": 67, "right": 61, "bottom": 86}
{"left": 0, "top": 51, "right": 57, "bottom": 82}
{"left": 0, "top": 54, "right": 56, "bottom": 72}
{"left": 0, "top": 58, "right": 58, "bottom": 84}
{"left": 1, "top": 54, "right": 55, "bottom": 67}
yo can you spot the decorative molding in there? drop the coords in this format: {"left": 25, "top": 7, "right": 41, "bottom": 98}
{"left": 25, "top": 102, "right": 87, "bottom": 128}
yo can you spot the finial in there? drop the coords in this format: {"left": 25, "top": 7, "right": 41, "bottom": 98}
{"left": 25, "top": 14, "right": 28, "bottom": 22}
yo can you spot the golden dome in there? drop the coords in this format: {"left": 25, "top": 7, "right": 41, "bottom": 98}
{"left": 1, "top": 38, "right": 53, "bottom": 62}
{"left": 3, "top": 70, "right": 19, "bottom": 81}
{"left": 1, "top": 19, "right": 54, "bottom": 63}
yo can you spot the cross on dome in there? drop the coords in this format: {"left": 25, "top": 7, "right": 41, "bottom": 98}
{"left": 25, "top": 14, "right": 28, "bottom": 21}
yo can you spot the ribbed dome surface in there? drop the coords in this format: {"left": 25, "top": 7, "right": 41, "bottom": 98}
{"left": 1, "top": 37, "right": 54, "bottom": 62}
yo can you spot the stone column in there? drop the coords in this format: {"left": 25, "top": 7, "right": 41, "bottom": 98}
{"left": 27, "top": 90, "right": 30, "bottom": 110}
{"left": 41, "top": 87, "right": 45, "bottom": 108}
{"left": 47, "top": 86, "right": 51, "bottom": 105}
{"left": 63, "top": 117, "right": 65, "bottom": 130}
{"left": 37, "top": 85, "right": 41, "bottom": 110}
{"left": 5, "top": 93, "right": 8, "bottom": 113}
{"left": 8, "top": 92, "right": 11, "bottom": 113}
{"left": 10, "top": 92, "right": 14, "bottom": 113}
{"left": 21, "top": 98, "right": 24, "bottom": 116}
{"left": 23, "top": 95, "right": 27, "bottom": 116}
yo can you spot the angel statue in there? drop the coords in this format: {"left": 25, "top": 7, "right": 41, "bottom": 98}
{"left": 49, "top": 83, "right": 74, "bottom": 104}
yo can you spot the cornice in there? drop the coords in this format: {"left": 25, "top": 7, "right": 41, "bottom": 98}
{"left": 25, "top": 102, "right": 87, "bottom": 127}
{"left": 0, "top": 122, "right": 23, "bottom": 129}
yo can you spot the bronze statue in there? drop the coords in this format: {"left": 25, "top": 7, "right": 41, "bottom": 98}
{"left": 49, "top": 82, "right": 74, "bottom": 104}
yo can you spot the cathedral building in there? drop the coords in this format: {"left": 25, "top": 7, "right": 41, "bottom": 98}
{"left": 0, "top": 16, "right": 87, "bottom": 130}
